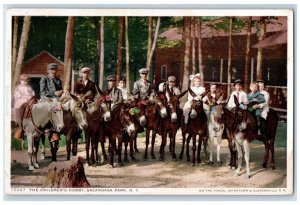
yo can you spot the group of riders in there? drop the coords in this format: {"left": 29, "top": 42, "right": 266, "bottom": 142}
{"left": 12, "top": 62, "right": 270, "bottom": 154}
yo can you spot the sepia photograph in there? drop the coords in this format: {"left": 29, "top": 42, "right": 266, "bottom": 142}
{"left": 4, "top": 8, "right": 293, "bottom": 195}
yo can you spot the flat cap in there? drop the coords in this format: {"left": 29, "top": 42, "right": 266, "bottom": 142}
{"left": 47, "top": 63, "right": 58, "bottom": 70}
{"left": 118, "top": 76, "right": 126, "bottom": 82}
{"left": 139, "top": 68, "right": 149, "bottom": 74}
{"left": 106, "top": 75, "right": 116, "bottom": 81}
{"left": 81, "top": 67, "right": 91, "bottom": 73}
{"left": 256, "top": 79, "right": 265, "bottom": 84}
{"left": 167, "top": 76, "right": 176, "bottom": 82}
{"left": 233, "top": 79, "right": 244, "bottom": 86}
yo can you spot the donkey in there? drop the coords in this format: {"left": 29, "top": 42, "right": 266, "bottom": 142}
{"left": 232, "top": 95, "right": 278, "bottom": 178}
{"left": 159, "top": 89, "right": 187, "bottom": 161}
{"left": 61, "top": 91, "right": 88, "bottom": 161}
{"left": 21, "top": 97, "right": 64, "bottom": 171}
{"left": 102, "top": 103, "right": 135, "bottom": 168}
{"left": 85, "top": 94, "right": 111, "bottom": 166}
{"left": 143, "top": 93, "right": 168, "bottom": 160}
{"left": 179, "top": 88, "right": 208, "bottom": 166}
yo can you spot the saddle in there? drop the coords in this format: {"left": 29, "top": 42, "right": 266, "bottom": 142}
{"left": 22, "top": 96, "right": 38, "bottom": 119}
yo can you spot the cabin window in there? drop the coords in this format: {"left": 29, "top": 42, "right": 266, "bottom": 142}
{"left": 232, "top": 67, "right": 237, "bottom": 80}
{"left": 161, "top": 65, "right": 167, "bottom": 81}
{"left": 212, "top": 67, "right": 216, "bottom": 79}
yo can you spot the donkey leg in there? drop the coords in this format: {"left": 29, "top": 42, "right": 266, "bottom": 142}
{"left": 179, "top": 132, "right": 186, "bottom": 160}
{"left": 234, "top": 142, "right": 243, "bottom": 177}
{"left": 32, "top": 137, "right": 39, "bottom": 169}
{"left": 243, "top": 140, "right": 251, "bottom": 179}
{"left": 72, "top": 131, "right": 79, "bottom": 156}
{"left": 90, "top": 132, "right": 96, "bottom": 165}
{"left": 159, "top": 131, "right": 167, "bottom": 161}
{"left": 124, "top": 135, "right": 129, "bottom": 163}
{"left": 40, "top": 134, "right": 46, "bottom": 160}
{"left": 144, "top": 129, "right": 150, "bottom": 159}
{"left": 85, "top": 132, "right": 91, "bottom": 165}
{"left": 100, "top": 141, "right": 108, "bottom": 163}
{"left": 66, "top": 132, "right": 72, "bottom": 161}
{"left": 197, "top": 136, "right": 202, "bottom": 164}
{"left": 151, "top": 130, "right": 157, "bottom": 159}
{"left": 130, "top": 133, "right": 136, "bottom": 161}
{"left": 109, "top": 138, "right": 116, "bottom": 168}
{"left": 270, "top": 139, "right": 275, "bottom": 170}
{"left": 186, "top": 135, "right": 191, "bottom": 162}
{"left": 262, "top": 140, "right": 270, "bottom": 168}
{"left": 170, "top": 131, "right": 177, "bottom": 161}
{"left": 117, "top": 137, "right": 123, "bottom": 166}
{"left": 191, "top": 134, "right": 196, "bottom": 166}
{"left": 208, "top": 135, "right": 214, "bottom": 165}
{"left": 134, "top": 132, "right": 139, "bottom": 153}
{"left": 216, "top": 136, "right": 222, "bottom": 165}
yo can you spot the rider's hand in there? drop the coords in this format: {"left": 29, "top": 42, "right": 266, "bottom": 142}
{"left": 55, "top": 90, "right": 63, "bottom": 96}
{"left": 252, "top": 104, "right": 260, "bottom": 109}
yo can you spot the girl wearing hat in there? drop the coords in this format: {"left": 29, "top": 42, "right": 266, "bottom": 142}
{"left": 226, "top": 79, "right": 248, "bottom": 110}
{"left": 183, "top": 73, "right": 206, "bottom": 127}
{"left": 12, "top": 74, "right": 35, "bottom": 125}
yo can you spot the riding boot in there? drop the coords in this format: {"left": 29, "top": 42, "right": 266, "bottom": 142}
{"left": 256, "top": 116, "right": 261, "bottom": 136}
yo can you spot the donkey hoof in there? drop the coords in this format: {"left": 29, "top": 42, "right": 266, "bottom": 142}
{"left": 187, "top": 158, "right": 190, "bottom": 162}
{"left": 244, "top": 174, "right": 250, "bottom": 179}
{"left": 109, "top": 164, "right": 114, "bottom": 168}
{"left": 28, "top": 165, "right": 34, "bottom": 171}
{"left": 131, "top": 156, "right": 136, "bottom": 161}
{"left": 159, "top": 156, "right": 164, "bottom": 161}
{"left": 191, "top": 163, "right": 195, "bottom": 167}
{"left": 124, "top": 158, "right": 129, "bottom": 163}
{"left": 134, "top": 148, "right": 140, "bottom": 153}
{"left": 262, "top": 163, "right": 267, "bottom": 168}
{"left": 179, "top": 154, "right": 183, "bottom": 160}
{"left": 33, "top": 162, "right": 39, "bottom": 169}
{"left": 151, "top": 155, "right": 156, "bottom": 159}
{"left": 118, "top": 163, "right": 124, "bottom": 167}
{"left": 208, "top": 161, "right": 213, "bottom": 165}
{"left": 234, "top": 173, "right": 239, "bottom": 177}
{"left": 270, "top": 165, "right": 275, "bottom": 170}
{"left": 40, "top": 154, "right": 45, "bottom": 160}
{"left": 217, "top": 160, "right": 223, "bottom": 166}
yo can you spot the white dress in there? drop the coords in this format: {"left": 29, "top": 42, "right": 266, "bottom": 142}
{"left": 183, "top": 86, "right": 206, "bottom": 110}
{"left": 12, "top": 84, "right": 35, "bottom": 123}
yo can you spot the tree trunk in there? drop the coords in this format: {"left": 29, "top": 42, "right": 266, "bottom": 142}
{"left": 125, "top": 16, "right": 130, "bottom": 90}
{"left": 197, "top": 17, "right": 204, "bottom": 86}
{"left": 116, "top": 17, "right": 125, "bottom": 82}
{"left": 191, "top": 17, "right": 196, "bottom": 75}
{"left": 94, "top": 17, "right": 100, "bottom": 85}
{"left": 182, "top": 16, "right": 191, "bottom": 92}
{"left": 244, "top": 16, "right": 252, "bottom": 92}
{"left": 256, "top": 17, "right": 266, "bottom": 81}
{"left": 43, "top": 156, "right": 90, "bottom": 188}
{"left": 63, "top": 17, "right": 75, "bottom": 91}
{"left": 99, "top": 17, "right": 105, "bottom": 89}
{"left": 146, "top": 17, "right": 153, "bottom": 68}
{"left": 12, "top": 16, "right": 19, "bottom": 78}
{"left": 12, "top": 16, "right": 31, "bottom": 91}
{"left": 146, "top": 17, "right": 161, "bottom": 80}
{"left": 227, "top": 17, "right": 233, "bottom": 98}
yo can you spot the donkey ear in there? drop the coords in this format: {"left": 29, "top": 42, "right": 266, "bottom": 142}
{"left": 200, "top": 90, "right": 209, "bottom": 97}
{"left": 188, "top": 87, "right": 197, "bottom": 97}
{"left": 70, "top": 93, "right": 79, "bottom": 101}
{"left": 177, "top": 90, "right": 188, "bottom": 99}
{"left": 62, "top": 100, "right": 70, "bottom": 111}
{"left": 234, "top": 95, "right": 239, "bottom": 107}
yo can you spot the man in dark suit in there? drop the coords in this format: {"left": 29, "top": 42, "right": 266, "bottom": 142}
{"left": 104, "top": 75, "right": 123, "bottom": 110}
{"left": 132, "top": 68, "right": 155, "bottom": 101}
{"left": 40, "top": 63, "right": 63, "bottom": 99}
{"left": 74, "top": 67, "right": 97, "bottom": 102}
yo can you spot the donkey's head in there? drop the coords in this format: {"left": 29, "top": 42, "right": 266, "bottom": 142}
{"left": 189, "top": 88, "right": 208, "bottom": 119}
{"left": 165, "top": 88, "right": 187, "bottom": 122}
{"left": 43, "top": 97, "right": 64, "bottom": 132}
{"left": 87, "top": 94, "right": 112, "bottom": 122}
{"left": 120, "top": 105, "right": 135, "bottom": 135}
{"left": 62, "top": 92, "right": 88, "bottom": 130}
{"left": 155, "top": 92, "right": 168, "bottom": 118}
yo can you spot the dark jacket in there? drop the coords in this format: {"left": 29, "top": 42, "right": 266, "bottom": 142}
{"left": 74, "top": 79, "right": 97, "bottom": 101}
{"left": 40, "top": 75, "right": 63, "bottom": 98}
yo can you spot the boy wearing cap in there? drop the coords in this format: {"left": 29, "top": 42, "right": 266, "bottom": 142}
{"left": 247, "top": 82, "right": 266, "bottom": 135}
{"left": 74, "top": 67, "right": 97, "bottom": 102}
{"left": 158, "top": 75, "right": 181, "bottom": 101}
{"left": 226, "top": 79, "right": 248, "bottom": 110}
{"left": 105, "top": 75, "right": 123, "bottom": 110}
{"left": 40, "top": 63, "right": 63, "bottom": 99}
{"left": 117, "top": 77, "right": 132, "bottom": 101}
{"left": 132, "top": 68, "right": 155, "bottom": 101}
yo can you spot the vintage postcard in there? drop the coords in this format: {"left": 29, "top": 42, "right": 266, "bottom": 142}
{"left": 5, "top": 8, "right": 293, "bottom": 195}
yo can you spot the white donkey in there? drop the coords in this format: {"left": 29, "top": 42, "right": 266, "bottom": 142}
{"left": 208, "top": 105, "right": 225, "bottom": 165}
{"left": 22, "top": 97, "right": 64, "bottom": 171}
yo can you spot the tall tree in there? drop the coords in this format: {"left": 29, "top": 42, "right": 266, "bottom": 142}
{"left": 256, "top": 17, "right": 266, "bottom": 81}
{"left": 227, "top": 17, "right": 233, "bottom": 98}
{"left": 182, "top": 16, "right": 191, "bottom": 92}
{"left": 191, "top": 17, "right": 196, "bottom": 75}
{"left": 197, "top": 17, "right": 204, "bottom": 86}
{"left": 116, "top": 17, "right": 125, "bottom": 81}
{"left": 244, "top": 16, "right": 252, "bottom": 92}
{"left": 63, "top": 17, "right": 75, "bottom": 91}
{"left": 12, "top": 16, "right": 31, "bottom": 91}
{"left": 146, "top": 17, "right": 161, "bottom": 79}
{"left": 125, "top": 16, "right": 130, "bottom": 90}
{"left": 99, "top": 17, "right": 105, "bottom": 89}
{"left": 12, "top": 16, "right": 19, "bottom": 78}
{"left": 146, "top": 17, "right": 153, "bottom": 68}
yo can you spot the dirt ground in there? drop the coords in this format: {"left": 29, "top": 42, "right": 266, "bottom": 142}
{"left": 10, "top": 130, "right": 287, "bottom": 189}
